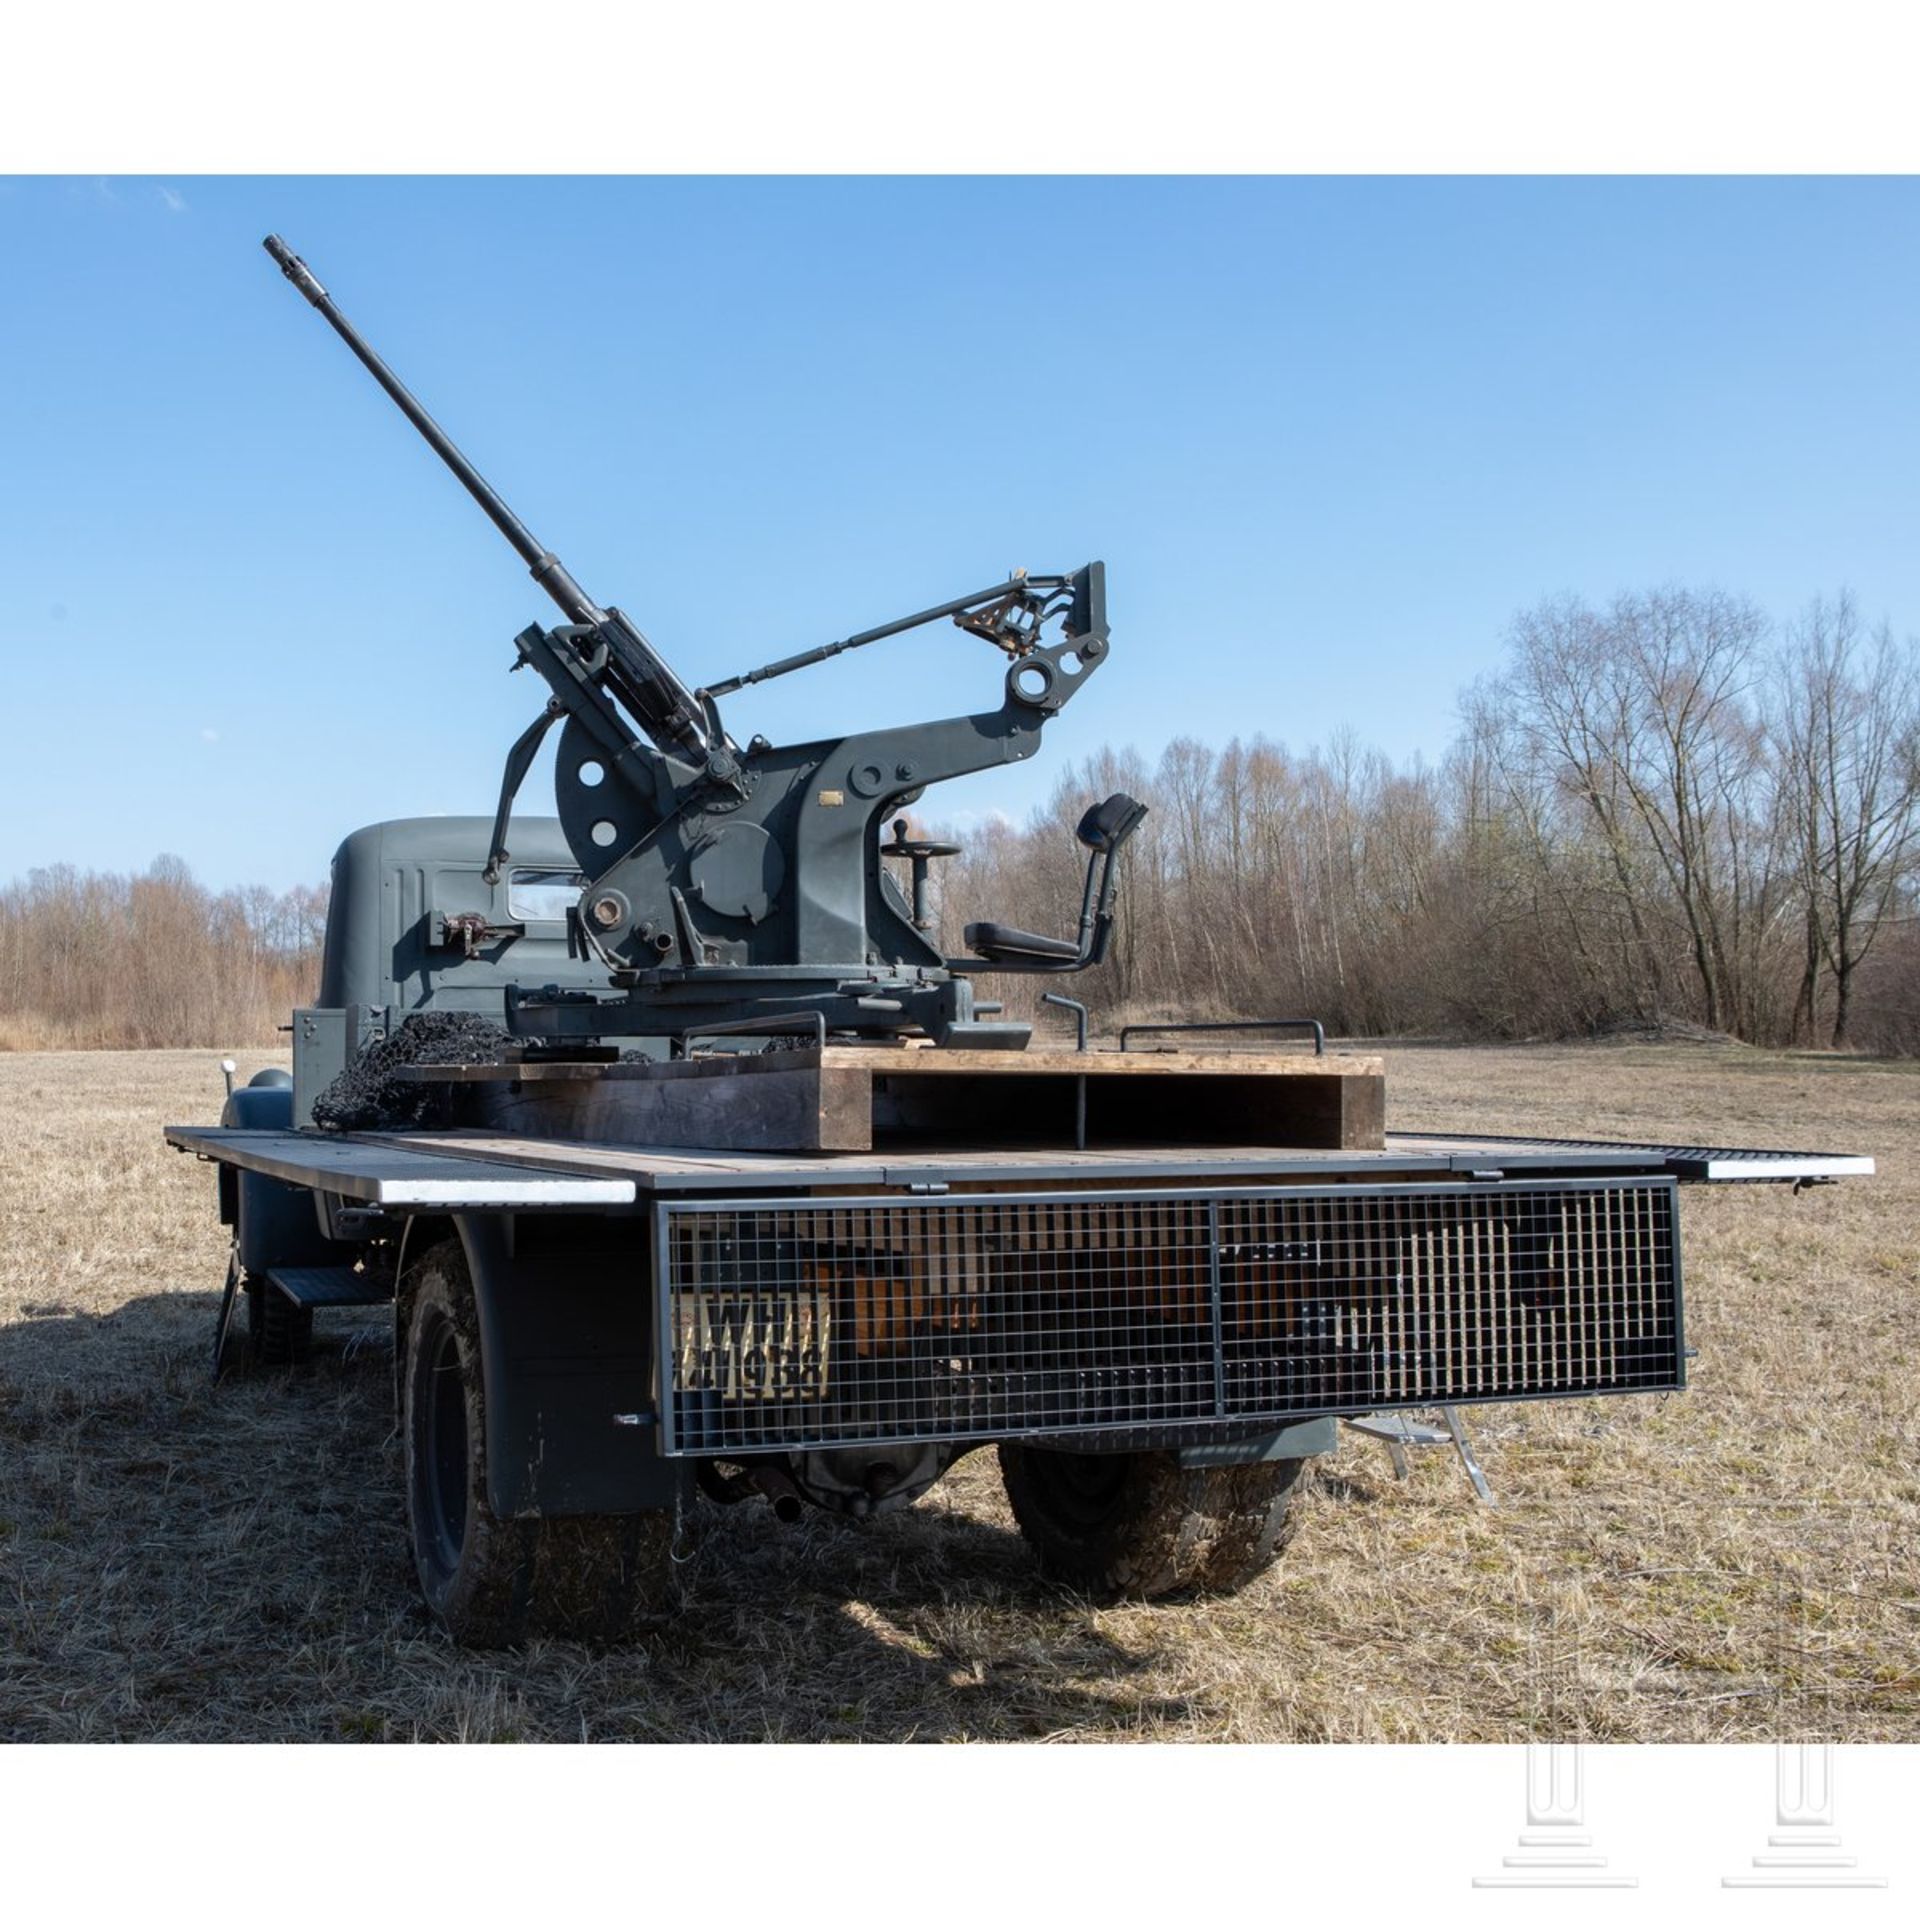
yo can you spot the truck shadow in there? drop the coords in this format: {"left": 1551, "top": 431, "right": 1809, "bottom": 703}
{"left": 646, "top": 1492, "right": 1204, "bottom": 1742}
{"left": 1, "top": 1292, "right": 1220, "bottom": 1742}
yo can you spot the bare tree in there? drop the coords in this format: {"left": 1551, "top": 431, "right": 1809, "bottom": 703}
{"left": 1775, "top": 594, "right": 1920, "bottom": 1046}
{"left": 1496, "top": 588, "right": 1794, "bottom": 1036}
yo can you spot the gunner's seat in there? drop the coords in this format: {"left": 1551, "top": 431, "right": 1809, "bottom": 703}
{"left": 963, "top": 922, "right": 1083, "bottom": 965}
{"left": 961, "top": 792, "right": 1148, "bottom": 972}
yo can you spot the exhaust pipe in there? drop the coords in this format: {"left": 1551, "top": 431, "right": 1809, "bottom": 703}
{"left": 698, "top": 1459, "right": 807, "bottom": 1522}
{"left": 749, "top": 1464, "right": 806, "bottom": 1523}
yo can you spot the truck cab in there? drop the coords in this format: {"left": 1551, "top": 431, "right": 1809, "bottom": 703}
{"left": 289, "top": 816, "right": 612, "bottom": 1125}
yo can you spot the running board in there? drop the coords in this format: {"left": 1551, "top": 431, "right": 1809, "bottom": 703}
{"left": 266, "top": 1266, "right": 392, "bottom": 1308}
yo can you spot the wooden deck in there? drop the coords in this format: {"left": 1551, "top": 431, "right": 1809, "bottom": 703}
{"left": 404, "top": 1043, "right": 1388, "bottom": 1155}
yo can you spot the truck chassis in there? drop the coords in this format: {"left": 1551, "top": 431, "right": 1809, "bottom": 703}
{"left": 167, "top": 1107, "right": 1868, "bottom": 1644}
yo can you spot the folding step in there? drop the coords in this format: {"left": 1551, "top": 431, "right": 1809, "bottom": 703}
{"left": 266, "top": 1266, "right": 392, "bottom": 1308}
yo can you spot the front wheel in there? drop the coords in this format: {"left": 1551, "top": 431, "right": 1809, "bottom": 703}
{"left": 402, "top": 1239, "right": 675, "bottom": 1647}
{"left": 997, "top": 1444, "right": 1308, "bottom": 1600}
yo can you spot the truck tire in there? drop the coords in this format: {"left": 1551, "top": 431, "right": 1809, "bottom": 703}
{"left": 247, "top": 1271, "right": 313, "bottom": 1366}
{"left": 402, "top": 1239, "right": 675, "bottom": 1647}
{"left": 997, "top": 1444, "right": 1308, "bottom": 1601}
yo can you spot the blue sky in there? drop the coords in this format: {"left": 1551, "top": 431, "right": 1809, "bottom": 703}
{"left": 3, "top": 175, "right": 1917, "bottom": 891}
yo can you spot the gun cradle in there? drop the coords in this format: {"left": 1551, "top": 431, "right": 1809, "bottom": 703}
{"left": 504, "top": 571, "right": 1124, "bottom": 1044}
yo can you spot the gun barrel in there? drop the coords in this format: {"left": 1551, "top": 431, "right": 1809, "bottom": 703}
{"left": 263, "top": 237, "right": 600, "bottom": 625}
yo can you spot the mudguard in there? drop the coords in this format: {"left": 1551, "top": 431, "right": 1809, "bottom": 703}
{"left": 221, "top": 1077, "right": 338, "bottom": 1272}
{"left": 421, "top": 1212, "right": 689, "bottom": 1517}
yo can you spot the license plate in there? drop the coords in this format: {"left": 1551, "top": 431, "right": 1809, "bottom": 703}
{"left": 677, "top": 1285, "right": 833, "bottom": 1403}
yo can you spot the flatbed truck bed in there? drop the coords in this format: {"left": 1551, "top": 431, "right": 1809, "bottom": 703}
{"left": 167, "top": 1122, "right": 1872, "bottom": 1205}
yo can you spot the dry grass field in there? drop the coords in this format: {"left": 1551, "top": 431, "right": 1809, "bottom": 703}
{"left": 1, "top": 1041, "right": 1914, "bottom": 1743}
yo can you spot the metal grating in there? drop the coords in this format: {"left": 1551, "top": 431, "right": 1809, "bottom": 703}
{"left": 1391, "top": 1131, "right": 1874, "bottom": 1183}
{"left": 654, "top": 1178, "right": 1683, "bottom": 1455}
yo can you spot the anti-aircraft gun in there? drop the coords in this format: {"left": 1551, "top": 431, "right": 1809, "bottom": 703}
{"left": 264, "top": 235, "right": 1146, "bottom": 1051}
{"left": 161, "top": 240, "right": 1870, "bottom": 1651}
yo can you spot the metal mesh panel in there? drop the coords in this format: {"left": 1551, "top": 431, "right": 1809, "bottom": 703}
{"left": 655, "top": 1178, "right": 1682, "bottom": 1455}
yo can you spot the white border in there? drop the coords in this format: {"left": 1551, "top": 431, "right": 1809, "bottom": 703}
{"left": 5, "top": 2, "right": 1920, "bottom": 173}
{"left": 0, "top": 1745, "right": 1909, "bottom": 1908}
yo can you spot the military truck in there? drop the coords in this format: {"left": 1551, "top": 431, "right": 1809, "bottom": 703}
{"left": 166, "top": 240, "right": 1872, "bottom": 1646}
{"left": 177, "top": 810, "right": 1872, "bottom": 1644}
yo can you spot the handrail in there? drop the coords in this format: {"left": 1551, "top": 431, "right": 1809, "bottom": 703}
{"left": 1118, "top": 1018, "right": 1326, "bottom": 1056}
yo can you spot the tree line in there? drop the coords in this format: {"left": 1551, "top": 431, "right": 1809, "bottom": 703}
{"left": 4, "top": 584, "right": 1914, "bottom": 1055}
{"left": 0, "top": 859, "right": 328, "bottom": 1050}
{"left": 936, "top": 588, "right": 1920, "bottom": 1054}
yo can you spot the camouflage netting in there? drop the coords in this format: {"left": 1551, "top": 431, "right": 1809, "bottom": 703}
{"left": 310, "top": 1011, "right": 509, "bottom": 1132}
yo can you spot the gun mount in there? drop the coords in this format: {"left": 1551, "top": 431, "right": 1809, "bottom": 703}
{"left": 265, "top": 236, "right": 1143, "bottom": 1049}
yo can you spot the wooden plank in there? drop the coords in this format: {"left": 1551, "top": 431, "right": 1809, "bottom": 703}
{"left": 418, "top": 1044, "right": 1383, "bottom": 1156}
{"left": 832, "top": 1045, "right": 1382, "bottom": 1078}
{"left": 463, "top": 1062, "right": 874, "bottom": 1153}
{"left": 404, "top": 1045, "right": 1384, "bottom": 1081}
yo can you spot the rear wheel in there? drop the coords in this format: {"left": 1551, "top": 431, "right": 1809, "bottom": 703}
{"left": 997, "top": 1444, "right": 1308, "bottom": 1600}
{"left": 402, "top": 1239, "right": 675, "bottom": 1647}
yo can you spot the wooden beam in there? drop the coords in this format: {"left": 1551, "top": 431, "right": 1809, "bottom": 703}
{"left": 414, "top": 1046, "right": 1386, "bottom": 1156}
